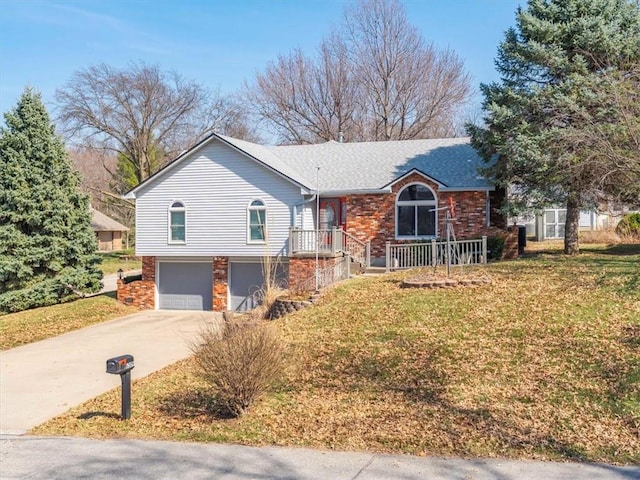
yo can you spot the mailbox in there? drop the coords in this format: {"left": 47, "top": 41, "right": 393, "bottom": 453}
{"left": 106, "top": 354, "right": 134, "bottom": 375}
{"left": 106, "top": 354, "right": 135, "bottom": 420}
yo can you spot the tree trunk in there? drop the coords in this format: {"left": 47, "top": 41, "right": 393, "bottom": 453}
{"left": 564, "top": 192, "right": 580, "bottom": 255}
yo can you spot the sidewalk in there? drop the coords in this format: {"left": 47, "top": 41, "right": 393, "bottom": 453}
{"left": 1, "top": 436, "right": 637, "bottom": 480}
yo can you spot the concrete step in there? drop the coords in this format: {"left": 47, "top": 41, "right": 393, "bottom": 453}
{"left": 363, "top": 266, "right": 387, "bottom": 275}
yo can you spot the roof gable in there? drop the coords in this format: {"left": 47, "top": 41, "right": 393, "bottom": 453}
{"left": 124, "top": 133, "right": 313, "bottom": 199}
{"left": 124, "top": 134, "right": 493, "bottom": 199}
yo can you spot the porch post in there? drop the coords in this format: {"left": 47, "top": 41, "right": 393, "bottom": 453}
{"left": 385, "top": 241, "right": 391, "bottom": 273}
{"left": 431, "top": 239, "right": 437, "bottom": 267}
{"left": 289, "top": 227, "right": 294, "bottom": 255}
{"left": 482, "top": 236, "right": 487, "bottom": 264}
{"left": 332, "top": 227, "right": 340, "bottom": 254}
{"left": 346, "top": 253, "right": 351, "bottom": 279}
{"left": 365, "top": 240, "right": 371, "bottom": 268}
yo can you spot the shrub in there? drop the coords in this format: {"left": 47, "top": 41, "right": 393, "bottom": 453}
{"left": 486, "top": 236, "right": 506, "bottom": 260}
{"left": 616, "top": 213, "right": 640, "bottom": 239}
{"left": 579, "top": 229, "right": 620, "bottom": 244}
{"left": 191, "top": 316, "right": 283, "bottom": 417}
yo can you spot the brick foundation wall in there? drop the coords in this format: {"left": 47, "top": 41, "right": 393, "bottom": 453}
{"left": 117, "top": 279, "right": 155, "bottom": 309}
{"left": 116, "top": 255, "right": 155, "bottom": 309}
{"left": 345, "top": 173, "right": 497, "bottom": 260}
{"left": 213, "top": 256, "right": 228, "bottom": 311}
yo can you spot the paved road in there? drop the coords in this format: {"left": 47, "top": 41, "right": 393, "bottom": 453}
{"left": 0, "top": 310, "right": 221, "bottom": 434}
{"left": 1, "top": 435, "right": 638, "bottom": 480}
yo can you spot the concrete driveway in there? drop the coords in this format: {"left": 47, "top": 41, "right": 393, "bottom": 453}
{"left": 0, "top": 310, "right": 221, "bottom": 434}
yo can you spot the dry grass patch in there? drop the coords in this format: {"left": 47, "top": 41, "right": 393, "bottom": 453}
{"left": 0, "top": 295, "right": 138, "bottom": 350}
{"left": 34, "top": 244, "right": 640, "bottom": 464}
{"left": 99, "top": 250, "right": 141, "bottom": 275}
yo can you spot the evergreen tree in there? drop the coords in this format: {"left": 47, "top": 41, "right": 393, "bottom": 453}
{"left": 468, "top": 0, "right": 640, "bottom": 254}
{"left": 0, "top": 88, "right": 102, "bottom": 312}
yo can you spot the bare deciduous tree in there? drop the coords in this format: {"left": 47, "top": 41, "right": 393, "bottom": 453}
{"left": 56, "top": 62, "right": 256, "bottom": 186}
{"left": 246, "top": 0, "right": 471, "bottom": 144}
{"left": 246, "top": 39, "right": 361, "bottom": 144}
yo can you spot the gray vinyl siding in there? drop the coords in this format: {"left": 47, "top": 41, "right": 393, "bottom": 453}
{"left": 301, "top": 203, "right": 315, "bottom": 229}
{"left": 134, "top": 140, "right": 303, "bottom": 257}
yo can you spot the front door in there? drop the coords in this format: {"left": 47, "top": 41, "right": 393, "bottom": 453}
{"left": 319, "top": 198, "right": 346, "bottom": 230}
{"left": 319, "top": 198, "right": 346, "bottom": 250}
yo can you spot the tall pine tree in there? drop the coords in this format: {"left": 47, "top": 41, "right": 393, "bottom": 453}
{"left": 0, "top": 88, "right": 102, "bottom": 312}
{"left": 468, "top": 0, "right": 640, "bottom": 254}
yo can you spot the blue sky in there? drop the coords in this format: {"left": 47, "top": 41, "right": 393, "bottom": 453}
{"left": 0, "top": 0, "right": 522, "bottom": 122}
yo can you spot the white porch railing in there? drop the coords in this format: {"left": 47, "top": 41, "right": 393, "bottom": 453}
{"left": 386, "top": 237, "right": 487, "bottom": 272}
{"left": 289, "top": 228, "right": 370, "bottom": 267}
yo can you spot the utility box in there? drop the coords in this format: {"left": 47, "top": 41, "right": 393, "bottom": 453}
{"left": 106, "top": 354, "right": 135, "bottom": 375}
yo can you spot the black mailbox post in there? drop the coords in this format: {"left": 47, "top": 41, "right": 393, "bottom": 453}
{"left": 106, "top": 354, "right": 134, "bottom": 420}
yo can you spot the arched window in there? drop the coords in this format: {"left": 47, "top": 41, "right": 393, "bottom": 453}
{"left": 168, "top": 201, "right": 186, "bottom": 243}
{"left": 396, "top": 184, "right": 437, "bottom": 238}
{"left": 247, "top": 199, "right": 267, "bottom": 243}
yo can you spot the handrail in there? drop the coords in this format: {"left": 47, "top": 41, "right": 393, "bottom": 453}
{"left": 292, "top": 256, "right": 350, "bottom": 293}
{"left": 290, "top": 228, "right": 370, "bottom": 267}
{"left": 386, "top": 237, "right": 487, "bottom": 272}
{"left": 341, "top": 230, "right": 368, "bottom": 266}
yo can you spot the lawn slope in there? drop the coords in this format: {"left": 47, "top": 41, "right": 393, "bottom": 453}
{"left": 34, "top": 244, "right": 640, "bottom": 464}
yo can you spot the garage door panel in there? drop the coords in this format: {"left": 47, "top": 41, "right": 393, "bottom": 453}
{"left": 230, "top": 262, "right": 288, "bottom": 312}
{"left": 230, "top": 263, "right": 263, "bottom": 312}
{"left": 158, "top": 262, "right": 212, "bottom": 311}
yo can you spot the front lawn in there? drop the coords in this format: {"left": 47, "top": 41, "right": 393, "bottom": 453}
{"left": 99, "top": 250, "right": 141, "bottom": 275}
{"left": 0, "top": 296, "right": 138, "bottom": 350}
{"left": 33, "top": 243, "right": 640, "bottom": 464}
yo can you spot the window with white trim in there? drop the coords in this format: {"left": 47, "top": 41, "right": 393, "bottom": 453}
{"left": 396, "top": 184, "right": 437, "bottom": 238}
{"left": 248, "top": 199, "right": 267, "bottom": 243}
{"left": 169, "top": 201, "right": 186, "bottom": 243}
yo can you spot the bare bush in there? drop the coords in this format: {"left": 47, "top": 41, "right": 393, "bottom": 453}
{"left": 579, "top": 229, "right": 621, "bottom": 244}
{"left": 191, "top": 318, "right": 284, "bottom": 417}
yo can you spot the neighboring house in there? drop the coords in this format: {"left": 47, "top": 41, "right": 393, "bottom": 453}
{"left": 121, "top": 133, "right": 504, "bottom": 312}
{"left": 91, "top": 209, "right": 130, "bottom": 251}
{"left": 517, "top": 204, "right": 631, "bottom": 240}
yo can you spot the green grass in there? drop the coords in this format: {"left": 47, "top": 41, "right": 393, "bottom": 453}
{"left": 0, "top": 295, "right": 138, "bottom": 350}
{"left": 34, "top": 243, "right": 640, "bottom": 464}
{"left": 98, "top": 250, "right": 141, "bottom": 275}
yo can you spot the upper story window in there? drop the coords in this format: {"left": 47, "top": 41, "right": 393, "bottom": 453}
{"left": 248, "top": 199, "right": 267, "bottom": 243}
{"left": 396, "top": 183, "right": 437, "bottom": 238}
{"left": 169, "top": 201, "right": 186, "bottom": 243}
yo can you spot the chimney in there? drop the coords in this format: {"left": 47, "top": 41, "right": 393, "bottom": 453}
{"left": 338, "top": 131, "right": 344, "bottom": 143}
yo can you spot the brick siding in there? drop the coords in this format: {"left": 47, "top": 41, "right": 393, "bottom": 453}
{"left": 116, "top": 279, "right": 155, "bottom": 309}
{"left": 142, "top": 256, "right": 156, "bottom": 282}
{"left": 345, "top": 172, "right": 503, "bottom": 261}
{"left": 213, "top": 256, "right": 228, "bottom": 311}
{"left": 116, "top": 256, "right": 155, "bottom": 309}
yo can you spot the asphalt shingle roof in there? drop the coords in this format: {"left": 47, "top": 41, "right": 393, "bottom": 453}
{"left": 90, "top": 209, "right": 129, "bottom": 232}
{"left": 266, "top": 137, "right": 492, "bottom": 192}
{"left": 125, "top": 134, "right": 493, "bottom": 199}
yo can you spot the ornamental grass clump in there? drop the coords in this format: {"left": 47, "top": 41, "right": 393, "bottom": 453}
{"left": 191, "top": 315, "right": 283, "bottom": 417}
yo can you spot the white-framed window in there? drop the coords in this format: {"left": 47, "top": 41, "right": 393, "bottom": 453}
{"left": 168, "top": 201, "right": 186, "bottom": 243}
{"left": 396, "top": 183, "right": 437, "bottom": 238}
{"left": 247, "top": 199, "right": 267, "bottom": 243}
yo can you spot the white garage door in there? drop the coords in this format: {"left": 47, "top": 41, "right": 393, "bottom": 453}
{"left": 158, "top": 262, "right": 213, "bottom": 310}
